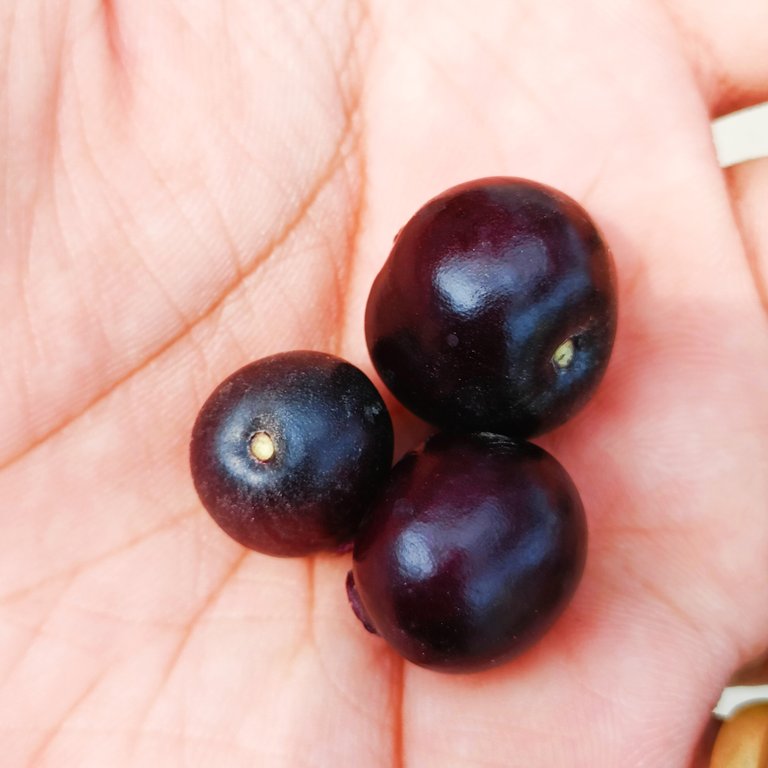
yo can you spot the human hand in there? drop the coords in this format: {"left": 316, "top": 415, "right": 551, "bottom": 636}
{"left": 2, "top": 2, "right": 767, "bottom": 766}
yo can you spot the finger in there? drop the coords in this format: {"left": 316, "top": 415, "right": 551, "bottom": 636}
{"left": 729, "top": 649, "right": 768, "bottom": 686}
{"left": 691, "top": 717, "right": 719, "bottom": 768}
{"left": 726, "top": 157, "right": 768, "bottom": 316}
{"left": 661, "top": 0, "right": 768, "bottom": 116}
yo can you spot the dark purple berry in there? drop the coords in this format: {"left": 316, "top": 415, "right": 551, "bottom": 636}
{"left": 365, "top": 177, "right": 617, "bottom": 437}
{"left": 347, "top": 432, "right": 586, "bottom": 672}
{"left": 190, "top": 351, "right": 394, "bottom": 557}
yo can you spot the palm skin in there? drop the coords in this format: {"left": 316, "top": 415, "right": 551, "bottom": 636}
{"left": 1, "top": 1, "right": 767, "bottom": 766}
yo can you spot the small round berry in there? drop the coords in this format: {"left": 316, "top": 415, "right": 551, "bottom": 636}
{"left": 365, "top": 177, "right": 617, "bottom": 437}
{"left": 190, "top": 351, "right": 394, "bottom": 557}
{"left": 348, "top": 432, "right": 587, "bottom": 672}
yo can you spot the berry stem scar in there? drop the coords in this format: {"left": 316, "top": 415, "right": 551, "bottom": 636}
{"left": 250, "top": 431, "right": 275, "bottom": 462}
{"left": 552, "top": 338, "right": 575, "bottom": 369}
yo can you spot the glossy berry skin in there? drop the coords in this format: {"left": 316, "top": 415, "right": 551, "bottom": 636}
{"left": 190, "top": 351, "right": 394, "bottom": 557}
{"left": 347, "top": 432, "right": 586, "bottom": 672}
{"left": 366, "top": 177, "right": 617, "bottom": 437}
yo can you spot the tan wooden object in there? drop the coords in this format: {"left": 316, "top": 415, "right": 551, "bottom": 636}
{"left": 710, "top": 703, "right": 768, "bottom": 768}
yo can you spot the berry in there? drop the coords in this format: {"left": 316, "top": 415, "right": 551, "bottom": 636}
{"left": 190, "top": 351, "right": 394, "bottom": 557}
{"left": 347, "top": 432, "right": 586, "bottom": 672}
{"left": 365, "top": 177, "right": 617, "bottom": 437}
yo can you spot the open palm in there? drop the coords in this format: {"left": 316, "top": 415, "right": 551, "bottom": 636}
{"left": 2, "top": 2, "right": 767, "bottom": 766}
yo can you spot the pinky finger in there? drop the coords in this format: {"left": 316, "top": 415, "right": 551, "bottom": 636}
{"left": 726, "top": 157, "right": 768, "bottom": 317}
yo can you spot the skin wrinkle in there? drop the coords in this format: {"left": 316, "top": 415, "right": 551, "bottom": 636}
{"left": 41, "top": 10, "right": 366, "bottom": 469}
{"left": 591, "top": 506, "right": 748, "bottom": 663}
{"left": 417, "top": 43, "right": 509, "bottom": 163}
{"left": 78, "top": 1, "right": 132, "bottom": 106}
{"left": 715, "top": 161, "right": 768, "bottom": 320}
{"left": 100, "top": 0, "right": 124, "bottom": 68}
{"left": 136, "top": 144, "right": 248, "bottom": 293}
{"left": 3, "top": 1, "right": 368, "bottom": 467}
{"left": 448, "top": 6, "right": 559, "bottom": 125}
{"left": 0, "top": 514, "right": 218, "bottom": 709}
{"left": 198, "top": 179, "right": 247, "bottom": 293}
{"left": 726, "top": 160, "right": 768, "bottom": 316}
{"left": 127, "top": 549, "right": 250, "bottom": 762}
{"left": 26, "top": 673, "right": 104, "bottom": 767}
{"left": 61, "top": 601, "right": 196, "bottom": 632}
{"left": 12, "top": 7, "right": 68, "bottom": 387}
{"left": 95, "top": 55, "right": 252, "bottom": 292}
{"left": 595, "top": 575, "right": 736, "bottom": 707}
{"left": 230, "top": 8, "right": 348, "bottom": 168}
{"left": 1, "top": 3, "right": 18, "bottom": 239}
{"left": 314, "top": 3, "right": 370, "bottom": 353}
{"left": 0, "top": 0, "right": 368, "bottom": 466}
{"left": 167, "top": 2, "right": 208, "bottom": 45}
{"left": 577, "top": 142, "right": 627, "bottom": 210}
{"left": 305, "top": 616, "right": 392, "bottom": 730}
{"left": 391, "top": 656, "right": 405, "bottom": 768}
{"left": 65, "top": 78, "right": 194, "bottom": 331}
{"left": 336, "top": 144, "right": 369, "bottom": 354}
{"left": 630, "top": 574, "right": 711, "bottom": 644}
{"left": 14, "top": 278, "right": 37, "bottom": 439}
{"left": 2, "top": 3, "right": 47, "bottom": 442}
{"left": 657, "top": 0, "right": 768, "bottom": 116}
{"left": 0, "top": 511, "right": 194, "bottom": 605}
{"left": 0, "top": 583, "right": 80, "bottom": 689}
{"left": 321, "top": 3, "right": 371, "bottom": 356}
{"left": 0, "top": 130, "right": 356, "bottom": 474}
{"left": 655, "top": 0, "right": 727, "bottom": 112}
{"left": 47, "top": 171, "right": 110, "bottom": 355}
{"left": 0, "top": 555, "right": 141, "bottom": 694}
{"left": 329, "top": 38, "right": 368, "bottom": 355}
{"left": 304, "top": 556, "right": 317, "bottom": 653}
{"left": 327, "top": 134, "right": 366, "bottom": 356}
{"left": 293, "top": 29, "right": 367, "bottom": 354}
